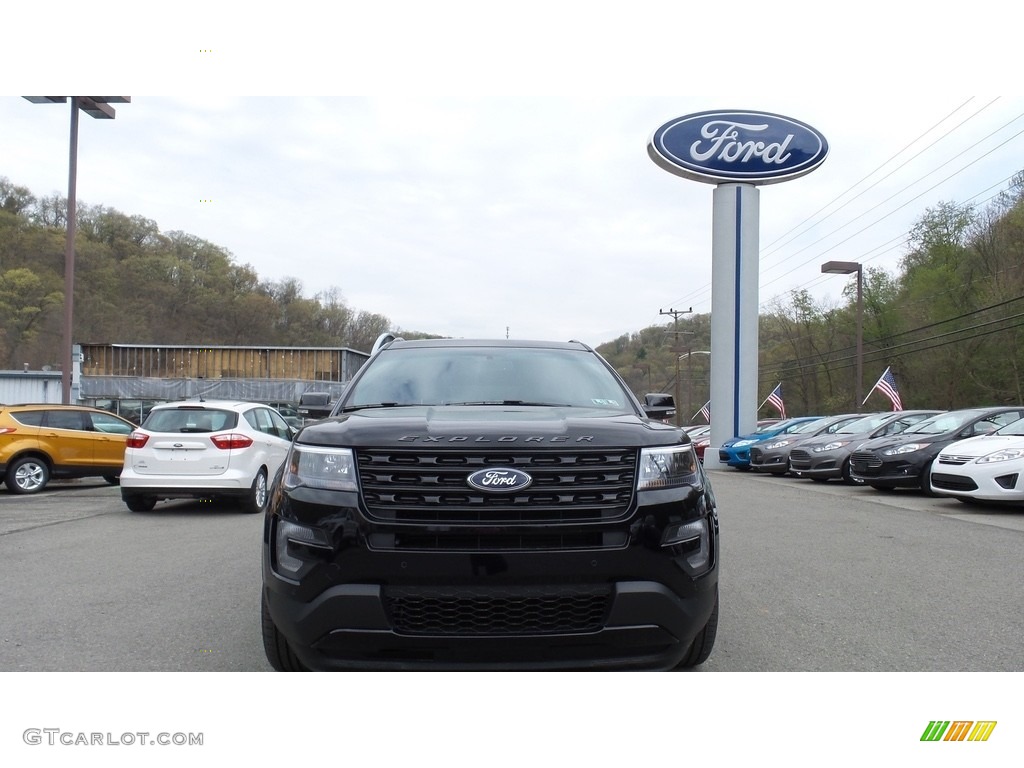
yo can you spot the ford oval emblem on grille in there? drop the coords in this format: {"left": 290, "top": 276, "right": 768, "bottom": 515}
{"left": 466, "top": 467, "right": 532, "bottom": 493}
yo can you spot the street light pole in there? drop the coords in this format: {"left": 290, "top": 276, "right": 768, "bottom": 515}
{"left": 660, "top": 307, "right": 692, "bottom": 426}
{"left": 678, "top": 351, "right": 711, "bottom": 424}
{"left": 821, "top": 260, "right": 863, "bottom": 411}
{"left": 24, "top": 96, "right": 130, "bottom": 404}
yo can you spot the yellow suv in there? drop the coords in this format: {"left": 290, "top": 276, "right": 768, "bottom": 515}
{"left": 0, "top": 404, "right": 137, "bottom": 494}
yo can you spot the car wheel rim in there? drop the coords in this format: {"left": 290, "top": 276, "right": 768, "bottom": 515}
{"left": 255, "top": 473, "right": 267, "bottom": 508}
{"left": 17, "top": 463, "right": 45, "bottom": 491}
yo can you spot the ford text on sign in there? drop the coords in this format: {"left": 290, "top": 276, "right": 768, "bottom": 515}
{"left": 648, "top": 110, "right": 828, "bottom": 185}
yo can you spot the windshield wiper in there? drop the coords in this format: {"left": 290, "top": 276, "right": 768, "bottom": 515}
{"left": 339, "top": 403, "right": 423, "bottom": 413}
{"left": 444, "top": 400, "right": 573, "bottom": 407}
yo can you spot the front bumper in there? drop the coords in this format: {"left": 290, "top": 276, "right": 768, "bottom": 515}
{"left": 788, "top": 451, "right": 845, "bottom": 479}
{"left": 749, "top": 448, "right": 789, "bottom": 473}
{"left": 849, "top": 456, "right": 928, "bottom": 488}
{"left": 263, "top": 576, "right": 718, "bottom": 670}
{"left": 262, "top": 483, "right": 718, "bottom": 670}
{"left": 931, "top": 462, "right": 1024, "bottom": 501}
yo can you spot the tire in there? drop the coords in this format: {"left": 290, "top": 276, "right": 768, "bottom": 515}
{"left": 840, "top": 459, "right": 856, "bottom": 485}
{"left": 674, "top": 587, "right": 719, "bottom": 669}
{"left": 870, "top": 484, "right": 895, "bottom": 492}
{"left": 241, "top": 468, "right": 269, "bottom": 514}
{"left": 125, "top": 495, "right": 157, "bottom": 512}
{"left": 103, "top": 475, "right": 120, "bottom": 485}
{"left": 5, "top": 456, "right": 50, "bottom": 494}
{"left": 261, "top": 594, "right": 307, "bottom": 671}
{"left": 919, "top": 461, "right": 935, "bottom": 497}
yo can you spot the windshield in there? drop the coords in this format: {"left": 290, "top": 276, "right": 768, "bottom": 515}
{"left": 343, "top": 346, "right": 635, "bottom": 414}
{"left": 997, "top": 417, "right": 1024, "bottom": 437}
{"left": 901, "top": 411, "right": 978, "bottom": 435}
{"left": 836, "top": 413, "right": 898, "bottom": 434}
{"left": 791, "top": 417, "right": 828, "bottom": 434}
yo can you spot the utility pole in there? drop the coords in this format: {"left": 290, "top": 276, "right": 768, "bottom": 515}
{"left": 660, "top": 307, "right": 692, "bottom": 426}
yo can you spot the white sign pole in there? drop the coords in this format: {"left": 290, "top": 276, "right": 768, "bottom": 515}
{"left": 704, "top": 183, "right": 760, "bottom": 469}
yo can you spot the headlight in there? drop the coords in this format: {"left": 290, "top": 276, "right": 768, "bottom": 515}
{"left": 814, "top": 441, "right": 848, "bottom": 452}
{"left": 883, "top": 443, "right": 929, "bottom": 456}
{"left": 638, "top": 445, "right": 698, "bottom": 490}
{"left": 732, "top": 439, "right": 756, "bottom": 448}
{"left": 978, "top": 448, "right": 1024, "bottom": 464}
{"left": 283, "top": 444, "right": 358, "bottom": 491}
{"left": 764, "top": 439, "right": 791, "bottom": 449}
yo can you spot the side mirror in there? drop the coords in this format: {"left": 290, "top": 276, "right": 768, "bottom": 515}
{"left": 643, "top": 392, "right": 676, "bottom": 422}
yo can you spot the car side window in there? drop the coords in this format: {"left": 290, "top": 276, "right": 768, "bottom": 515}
{"left": 244, "top": 410, "right": 261, "bottom": 432}
{"left": 11, "top": 410, "right": 46, "bottom": 427}
{"left": 45, "top": 410, "right": 86, "bottom": 431}
{"left": 90, "top": 412, "right": 134, "bottom": 434}
{"left": 266, "top": 409, "right": 291, "bottom": 439}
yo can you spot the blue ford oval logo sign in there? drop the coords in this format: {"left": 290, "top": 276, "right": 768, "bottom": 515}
{"left": 648, "top": 110, "right": 828, "bottom": 185}
{"left": 466, "top": 468, "right": 533, "bottom": 493}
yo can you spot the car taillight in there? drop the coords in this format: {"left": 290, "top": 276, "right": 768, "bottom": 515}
{"left": 126, "top": 431, "right": 149, "bottom": 449}
{"left": 210, "top": 433, "right": 253, "bottom": 450}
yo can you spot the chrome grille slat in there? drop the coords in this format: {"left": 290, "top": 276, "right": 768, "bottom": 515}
{"left": 357, "top": 448, "right": 637, "bottom": 526}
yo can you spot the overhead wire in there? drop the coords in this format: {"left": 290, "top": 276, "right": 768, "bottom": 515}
{"left": 651, "top": 101, "right": 1024, "bottom": 324}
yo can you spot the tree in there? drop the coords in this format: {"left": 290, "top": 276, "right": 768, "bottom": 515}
{"left": 0, "top": 268, "right": 63, "bottom": 367}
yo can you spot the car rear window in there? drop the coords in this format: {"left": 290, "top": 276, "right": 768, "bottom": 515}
{"left": 142, "top": 408, "right": 238, "bottom": 433}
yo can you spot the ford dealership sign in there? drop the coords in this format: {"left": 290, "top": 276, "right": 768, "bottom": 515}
{"left": 648, "top": 110, "right": 828, "bottom": 185}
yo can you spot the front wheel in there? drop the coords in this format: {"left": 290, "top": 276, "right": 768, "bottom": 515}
{"left": 919, "top": 461, "right": 936, "bottom": 497}
{"left": 241, "top": 468, "right": 269, "bottom": 514}
{"left": 5, "top": 456, "right": 50, "bottom": 494}
{"left": 262, "top": 594, "right": 307, "bottom": 671}
{"left": 674, "top": 587, "right": 719, "bottom": 669}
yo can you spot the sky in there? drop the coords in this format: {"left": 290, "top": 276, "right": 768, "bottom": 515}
{"left": 3, "top": 6, "right": 1024, "bottom": 763}
{"left": 4, "top": 4, "right": 1022, "bottom": 351}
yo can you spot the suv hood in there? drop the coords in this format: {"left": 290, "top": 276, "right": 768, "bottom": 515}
{"left": 297, "top": 405, "right": 684, "bottom": 449}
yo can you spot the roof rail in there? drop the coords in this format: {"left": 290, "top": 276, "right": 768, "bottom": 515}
{"left": 371, "top": 332, "right": 404, "bottom": 355}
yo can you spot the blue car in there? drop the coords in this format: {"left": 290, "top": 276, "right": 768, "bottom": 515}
{"left": 718, "top": 416, "right": 823, "bottom": 470}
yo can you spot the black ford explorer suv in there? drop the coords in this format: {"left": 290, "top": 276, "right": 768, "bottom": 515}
{"left": 261, "top": 337, "right": 719, "bottom": 670}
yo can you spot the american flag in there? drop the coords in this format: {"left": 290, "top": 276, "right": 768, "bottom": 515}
{"left": 865, "top": 366, "right": 903, "bottom": 410}
{"left": 699, "top": 400, "right": 710, "bottom": 423}
{"left": 765, "top": 383, "right": 786, "bottom": 419}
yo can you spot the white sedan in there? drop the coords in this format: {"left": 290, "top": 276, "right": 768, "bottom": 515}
{"left": 930, "top": 417, "right": 1024, "bottom": 503}
{"left": 120, "top": 400, "right": 296, "bottom": 513}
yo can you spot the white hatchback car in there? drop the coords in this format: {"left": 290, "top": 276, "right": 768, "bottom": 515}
{"left": 930, "top": 417, "right": 1024, "bottom": 504}
{"left": 120, "top": 400, "right": 296, "bottom": 513}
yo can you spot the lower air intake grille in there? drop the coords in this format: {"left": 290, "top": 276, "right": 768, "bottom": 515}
{"left": 383, "top": 585, "right": 612, "bottom": 635}
{"left": 930, "top": 473, "right": 978, "bottom": 492}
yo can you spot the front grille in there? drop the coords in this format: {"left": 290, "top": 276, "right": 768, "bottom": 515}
{"left": 930, "top": 473, "right": 978, "bottom": 492}
{"left": 789, "top": 449, "right": 811, "bottom": 468}
{"left": 383, "top": 585, "right": 611, "bottom": 635}
{"left": 849, "top": 451, "right": 882, "bottom": 472}
{"left": 938, "top": 454, "right": 973, "bottom": 466}
{"left": 357, "top": 447, "right": 636, "bottom": 525}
